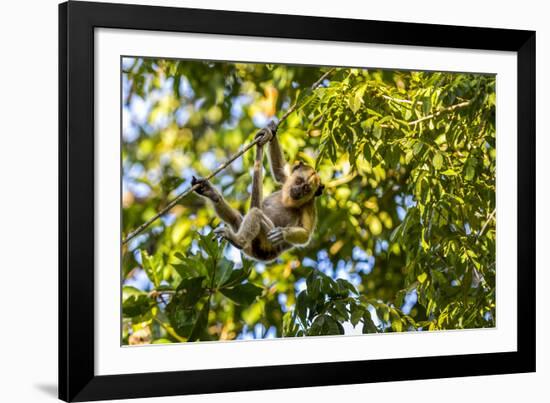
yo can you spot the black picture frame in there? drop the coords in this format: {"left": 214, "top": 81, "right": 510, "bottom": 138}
{"left": 59, "top": 1, "right": 536, "bottom": 401}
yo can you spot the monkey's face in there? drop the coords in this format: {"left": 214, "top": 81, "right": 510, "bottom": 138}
{"left": 283, "top": 162, "right": 324, "bottom": 207}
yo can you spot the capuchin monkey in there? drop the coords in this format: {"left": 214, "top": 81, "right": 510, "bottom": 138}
{"left": 192, "top": 122, "right": 324, "bottom": 262}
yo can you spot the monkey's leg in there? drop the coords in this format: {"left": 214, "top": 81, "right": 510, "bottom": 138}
{"left": 267, "top": 206, "right": 315, "bottom": 246}
{"left": 212, "top": 199, "right": 243, "bottom": 233}
{"left": 214, "top": 207, "right": 274, "bottom": 248}
{"left": 192, "top": 176, "right": 242, "bottom": 232}
{"left": 217, "top": 139, "right": 266, "bottom": 232}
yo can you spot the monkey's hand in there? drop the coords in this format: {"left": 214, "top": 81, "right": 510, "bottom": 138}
{"left": 214, "top": 226, "right": 244, "bottom": 249}
{"left": 267, "top": 227, "right": 287, "bottom": 246}
{"left": 255, "top": 122, "right": 277, "bottom": 146}
{"left": 213, "top": 226, "right": 231, "bottom": 241}
{"left": 271, "top": 226, "right": 311, "bottom": 245}
{"left": 191, "top": 176, "right": 220, "bottom": 202}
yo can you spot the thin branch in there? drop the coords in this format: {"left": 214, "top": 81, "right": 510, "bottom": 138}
{"left": 383, "top": 94, "right": 414, "bottom": 104}
{"left": 123, "top": 136, "right": 262, "bottom": 244}
{"left": 122, "top": 68, "right": 336, "bottom": 244}
{"left": 407, "top": 101, "right": 471, "bottom": 126}
{"left": 477, "top": 209, "right": 496, "bottom": 240}
{"left": 148, "top": 290, "right": 175, "bottom": 298}
{"left": 380, "top": 94, "right": 418, "bottom": 105}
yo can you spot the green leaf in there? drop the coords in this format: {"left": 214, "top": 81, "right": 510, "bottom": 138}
{"left": 222, "top": 268, "right": 248, "bottom": 288}
{"left": 122, "top": 285, "right": 144, "bottom": 300}
{"left": 334, "top": 278, "right": 358, "bottom": 297}
{"left": 413, "top": 141, "right": 424, "bottom": 156}
{"left": 295, "top": 290, "right": 309, "bottom": 326}
{"left": 214, "top": 257, "right": 234, "bottom": 287}
{"left": 433, "top": 152, "right": 444, "bottom": 170}
{"left": 463, "top": 268, "right": 473, "bottom": 303}
{"left": 166, "top": 303, "right": 196, "bottom": 336}
{"left": 188, "top": 301, "right": 210, "bottom": 341}
{"left": 282, "top": 311, "right": 299, "bottom": 336}
{"left": 319, "top": 273, "right": 337, "bottom": 295}
{"left": 362, "top": 311, "right": 378, "bottom": 333}
{"left": 349, "top": 92, "right": 361, "bottom": 113}
{"left": 441, "top": 168, "right": 457, "bottom": 176}
{"left": 198, "top": 232, "right": 221, "bottom": 259}
{"left": 220, "top": 282, "right": 263, "bottom": 305}
{"left": 378, "top": 305, "right": 390, "bottom": 322}
{"left": 173, "top": 256, "right": 207, "bottom": 279}
{"left": 175, "top": 276, "right": 205, "bottom": 307}
{"left": 122, "top": 294, "right": 153, "bottom": 319}
{"left": 422, "top": 96, "right": 432, "bottom": 116}
{"left": 308, "top": 314, "right": 344, "bottom": 336}
{"left": 350, "top": 306, "right": 364, "bottom": 327}
{"left": 241, "top": 257, "right": 254, "bottom": 275}
{"left": 390, "top": 309, "right": 404, "bottom": 332}
{"left": 373, "top": 123, "right": 382, "bottom": 139}
{"left": 395, "top": 289, "right": 407, "bottom": 308}
{"left": 421, "top": 227, "right": 430, "bottom": 251}
{"left": 464, "top": 157, "right": 477, "bottom": 181}
{"left": 367, "top": 108, "right": 382, "bottom": 117}
{"left": 417, "top": 272, "right": 428, "bottom": 284}
{"left": 331, "top": 301, "right": 349, "bottom": 322}
{"left": 445, "top": 193, "right": 465, "bottom": 204}
{"left": 306, "top": 270, "right": 323, "bottom": 301}
{"left": 391, "top": 318, "right": 404, "bottom": 332}
{"left": 363, "top": 143, "right": 373, "bottom": 161}
{"left": 349, "top": 84, "right": 367, "bottom": 113}
{"left": 174, "top": 252, "right": 186, "bottom": 261}
{"left": 141, "top": 250, "right": 160, "bottom": 287}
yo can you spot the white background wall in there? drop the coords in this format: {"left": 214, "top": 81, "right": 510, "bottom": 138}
{"left": 0, "top": 0, "right": 546, "bottom": 402}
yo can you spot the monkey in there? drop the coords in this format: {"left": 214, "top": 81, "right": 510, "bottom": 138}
{"left": 191, "top": 122, "right": 324, "bottom": 262}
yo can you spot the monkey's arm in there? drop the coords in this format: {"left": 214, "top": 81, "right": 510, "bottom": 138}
{"left": 249, "top": 142, "right": 264, "bottom": 209}
{"left": 285, "top": 205, "right": 315, "bottom": 244}
{"left": 267, "top": 205, "right": 316, "bottom": 246}
{"left": 267, "top": 226, "right": 311, "bottom": 246}
{"left": 192, "top": 177, "right": 242, "bottom": 232}
{"left": 268, "top": 134, "right": 288, "bottom": 184}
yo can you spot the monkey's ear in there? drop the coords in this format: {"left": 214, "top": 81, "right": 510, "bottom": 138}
{"left": 315, "top": 184, "right": 325, "bottom": 197}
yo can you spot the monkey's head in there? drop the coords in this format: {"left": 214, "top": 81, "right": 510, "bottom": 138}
{"left": 282, "top": 161, "right": 324, "bottom": 208}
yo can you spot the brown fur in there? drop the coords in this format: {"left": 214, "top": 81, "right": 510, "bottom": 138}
{"left": 193, "top": 127, "right": 322, "bottom": 262}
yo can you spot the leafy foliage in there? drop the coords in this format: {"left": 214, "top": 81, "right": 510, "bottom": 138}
{"left": 121, "top": 58, "right": 495, "bottom": 344}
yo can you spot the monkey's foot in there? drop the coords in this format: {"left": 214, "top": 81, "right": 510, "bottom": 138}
{"left": 213, "top": 226, "right": 244, "bottom": 249}
{"left": 191, "top": 176, "right": 220, "bottom": 202}
{"left": 254, "top": 123, "right": 276, "bottom": 146}
{"left": 267, "top": 227, "right": 286, "bottom": 246}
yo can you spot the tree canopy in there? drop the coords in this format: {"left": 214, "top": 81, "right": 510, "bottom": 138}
{"left": 121, "top": 57, "right": 496, "bottom": 344}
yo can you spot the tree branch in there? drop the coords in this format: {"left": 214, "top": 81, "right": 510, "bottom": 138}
{"left": 407, "top": 101, "right": 471, "bottom": 126}
{"left": 477, "top": 208, "right": 496, "bottom": 240}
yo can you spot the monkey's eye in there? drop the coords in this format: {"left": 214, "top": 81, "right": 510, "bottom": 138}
{"left": 294, "top": 177, "right": 304, "bottom": 185}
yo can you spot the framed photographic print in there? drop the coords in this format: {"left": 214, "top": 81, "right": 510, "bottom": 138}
{"left": 59, "top": 1, "right": 536, "bottom": 401}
